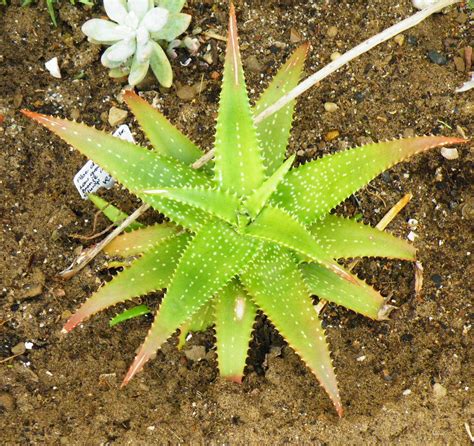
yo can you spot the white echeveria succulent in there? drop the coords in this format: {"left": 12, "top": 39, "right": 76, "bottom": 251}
{"left": 82, "top": 0, "right": 191, "bottom": 86}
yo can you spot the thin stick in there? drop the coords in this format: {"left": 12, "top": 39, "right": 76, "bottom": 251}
{"left": 253, "top": 0, "right": 462, "bottom": 125}
{"left": 59, "top": 203, "right": 150, "bottom": 280}
{"left": 192, "top": 0, "right": 461, "bottom": 169}
{"left": 203, "top": 31, "right": 227, "bottom": 42}
{"left": 314, "top": 193, "right": 413, "bottom": 315}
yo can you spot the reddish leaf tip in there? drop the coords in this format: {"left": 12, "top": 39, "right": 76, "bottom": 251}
{"left": 21, "top": 109, "right": 43, "bottom": 120}
{"left": 63, "top": 314, "right": 82, "bottom": 333}
{"left": 335, "top": 402, "right": 344, "bottom": 418}
{"left": 225, "top": 375, "right": 243, "bottom": 384}
{"left": 122, "top": 90, "right": 141, "bottom": 102}
{"left": 121, "top": 349, "right": 151, "bottom": 387}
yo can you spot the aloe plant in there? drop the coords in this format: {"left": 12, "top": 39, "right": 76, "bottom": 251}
{"left": 23, "top": 4, "right": 465, "bottom": 416}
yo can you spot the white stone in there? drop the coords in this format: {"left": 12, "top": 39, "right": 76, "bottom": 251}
{"left": 433, "top": 383, "right": 447, "bottom": 398}
{"left": 45, "top": 57, "right": 61, "bottom": 79}
{"left": 440, "top": 147, "right": 459, "bottom": 160}
{"left": 412, "top": 0, "right": 438, "bottom": 10}
{"left": 402, "top": 389, "right": 412, "bottom": 396}
{"left": 108, "top": 107, "right": 128, "bottom": 127}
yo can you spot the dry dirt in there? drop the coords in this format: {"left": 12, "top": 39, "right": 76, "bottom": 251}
{"left": 1, "top": 0, "right": 473, "bottom": 444}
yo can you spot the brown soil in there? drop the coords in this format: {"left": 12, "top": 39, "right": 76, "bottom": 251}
{"left": 1, "top": 1, "right": 473, "bottom": 444}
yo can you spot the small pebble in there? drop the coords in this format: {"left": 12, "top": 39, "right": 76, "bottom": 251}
{"left": 407, "top": 231, "right": 417, "bottom": 242}
{"left": 19, "top": 269, "right": 45, "bottom": 300}
{"left": 407, "top": 218, "right": 418, "bottom": 229}
{"left": 330, "top": 51, "right": 342, "bottom": 61}
{"left": 407, "top": 35, "right": 417, "bottom": 46}
{"left": 453, "top": 56, "right": 465, "bottom": 72}
{"left": 428, "top": 50, "right": 447, "bottom": 65}
{"left": 184, "top": 345, "right": 206, "bottom": 362}
{"left": 11, "top": 342, "right": 26, "bottom": 356}
{"left": 402, "top": 389, "right": 412, "bottom": 396}
{"left": 356, "top": 355, "right": 366, "bottom": 362}
{"left": 394, "top": 34, "right": 405, "bottom": 46}
{"left": 431, "top": 274, "right": 442, "bottom": 288}
{"left": 324, "top": 102, "right": 338, "bottom": 113}
{"left": 324, "top": 130, "right": 340, "bottom": 141}
{"left": 244, "top": 55, "right": 263, "bottom": 73}
{"left": 432, "top": 383, "right": 447, "bottom": 399}
{"left": 326, "top": 26, "right": 338, "bottom": 38}
{"left": 440, "top": 147, "right": 458, "bottom": 160}
{"left": 0, "top": 392, "right": 16, "bottom": 411}
{"left": 108, "top": 107, "right": 128, "bottom": 127}
{"left": 176, "top": 85, "right": 196, "bottom": 101}
{"left": 45, "top": 57, "right": 62, "bottom": 78}
{"left": 354, "top": 92, "right": 365, "bottom": 103}
{"left": 290, "top": 28, "right": 302, "bottom": 43}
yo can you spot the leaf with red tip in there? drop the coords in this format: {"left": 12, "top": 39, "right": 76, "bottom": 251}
{"left": 123, "top": 91, "right": 203, "bottom": 164}
{"left": 22, "top": 110, "right": 210, "bottom": 231}
{"left": 273, "top": 136, "right": 467, "bottom": 225}
{"left": 254, "top": 43, "right": 309, "bottom": 175}
{"left": 241, "top": 243, "right": 343, "bottom": 416}
{"left": 63, "top": 234, "right": 190, "bottom": 333}
{"left": 301, "top": 263, "right": 390, "bottom": 320}
{"left": 122, "top": 219, "right": 261, "bottom": 386}
{"left": 309, "top": 214, "right": 416, "bottom": 260}
{"left": 213, "top": 3, "right": 265, "bottom": 196}
{"left": 215, "top": 280, "right": 257, "bottom": 382}
{"left": 104, "top": 223, "right": 179, "bottom": 257}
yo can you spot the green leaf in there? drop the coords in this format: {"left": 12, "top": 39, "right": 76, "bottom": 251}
{"left": 178, "top": 302, "right": 215, "bottom": 349}
{"left": 64, "top": 233, "right": 191, "bottom": 332}
{"left": 301, "top": 263, "right": 391, "bottom": 320}
{"left": 152, "top": 13, "right": 191, "bottom": 41}
{"left": 110, "top": 305, "right": 152, "bottom": 327}
{"left": 244, "top": 154, "right": 295, "bottom": 218}
{"left": 241, "top": 243, "right": 342, "bottom": 416}
{"left": 309, "top": 214, "right": 416, "bottom": 260}
{"left": 143, "top": 187, "right": 240, "bottom": 226}
{"left": 104, "top": 223, "right": 179, "bottom": 257}
{"left": 245, "top": 205, "right": 357, "bottom": 284}
{"left": 88, "top": 194, "right": 144, "bottom": 232}
{"left": 124, "top": 91, "right": 203, "bottom": 164}
{"left": 128, "top": 55, "right": 149, "bottom": 86}
{"left": 215, "top": 280, "right": 257, "bottom": 382}
{"left": 159, "top": 0, "right": 186, "bottom": 13}
{"left": 122, "top": 219, "right": 261, "bottom": 385}
{"left": 22, "top": 111, "right": 211, "bottom": 231}
{"left": 273, "top": 136, "right": 467, "bottom": 224}
{"left": 213, "top": 4, "right": 265, "bottom": 196}
{"left": 149, "top": 41, "right": 173, "bottom": 88}
{"left": 254, "top": 44, "right": 308, "bottom": 175}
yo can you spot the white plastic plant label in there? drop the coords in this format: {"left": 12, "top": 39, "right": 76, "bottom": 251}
{"left": 73, "top": 124, "right": 135, "bottom": 199}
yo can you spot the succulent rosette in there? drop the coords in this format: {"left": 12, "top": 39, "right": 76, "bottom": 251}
{"left": 82, "top": 0, "right": 191, "bottom": 86}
